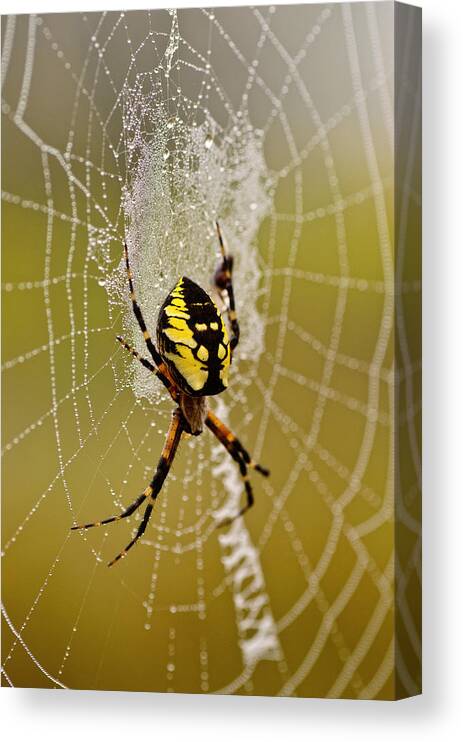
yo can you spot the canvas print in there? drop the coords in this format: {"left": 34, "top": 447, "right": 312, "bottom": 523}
{"left": 1, "top": 2, "right": 421, "bottom": 699}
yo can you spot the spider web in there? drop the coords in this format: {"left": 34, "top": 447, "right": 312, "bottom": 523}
{"left": 1, "top": 2, "right": 421, "bottom": 698}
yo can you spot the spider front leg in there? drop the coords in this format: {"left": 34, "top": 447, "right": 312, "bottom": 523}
{"left": 115, "top": 335, "right": 178, "bottom": 403}
{"left": 120, "top": 241, "right": 181, "bottom": 400}
{"left": 71, "top": 409, "right": 184, "bottom": 566}
{"left": 123, "top": 242, "right": 163, "bottom": 366}
{"left": 206, "top": 409, "right": 269, "bottom": 527}
{"left": 214, "top": 221, "right": 240, "bottom": 353}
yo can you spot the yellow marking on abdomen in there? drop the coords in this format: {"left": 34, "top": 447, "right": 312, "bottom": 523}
{"left": 163, "top": 327, "right": 197, "bottom": 349}
{"left": 210, "top": 322, "right": 219, "bottom": 330}
{"left": 195, "top": 323, "right": 207, "bottom": 331}
{"left": 220, "top": 315, "right": 230, "bottom": 341}
{"left": 219, "top": 364, "right": 229, "bottom": 387}
{"left": 172, "top": 298, "right": 187, "bottom": 308}
{"left": 197, "top": 345, "right": 209, "bottom": 362}
{"left": 168, "top": 317, "right": 189, "bottom": 331}
{"left": 163, "top": 316, "right": 197, "bottom": 348}
{"left": 170, "top": 278, "right": 185, "bottom": 299}
{"left": 164, "top": 306, "right": 189, "bottom": 319}
{"left": 165, "top": 347, "right": 208, "bottom": 391}
{"left": 218, "top": 343, "right": 226, "bottom": 360}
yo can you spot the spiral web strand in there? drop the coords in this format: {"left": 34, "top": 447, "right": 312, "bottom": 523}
{"left": 1, "top": 3, "right": 421, "bottom": 698}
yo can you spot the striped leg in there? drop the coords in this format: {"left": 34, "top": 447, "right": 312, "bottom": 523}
{"left": 206, "top": 410, "right": 270, "bottom": 477}
{"left": 213, "top": 222, "right": 240, "bottom": 352}
{"left": 214, "top": 437, "right": 253, "bottom": 528}
{"left": 71, "top": 490, "right": 151, "bottom": 532}
{"left": 206, "top": 410, "right": 270, "bottom": 527}
{"left": 71, "top": 409, "right": 184, "bottom": 566}
{"left": 115, "top": 336, "right": 178, "bottom": 402}
{"left": 124, "top": 241, "right": 163, "bottom": 366}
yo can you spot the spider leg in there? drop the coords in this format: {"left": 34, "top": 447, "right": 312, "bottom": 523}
{"left": 211, "top": 429, "right": 253, "bottom": 528}
{"left": 123, "top": 242, "right": 165, "bottom": 370}
{"left": 217, "top": 458, "right": 253, "bottom": 528}
{"left": 71, "top": 489, "right": 151, "bottom": 531}
{"left": 115, "top": 335, "right": 178, "bottom": 402}
{"left": 206, "top": 410, "right": 270, "bottom": 527}
{"left": 206, "top": 409, "right": 270, "bottom": 477}
{"left": 71, "top": 409, "right": 184, "bottom": 566}
{"left": 213, "top": 221, "right": 240, "bottom": 353}
{"left": 107, "top": 409, "right": 183, "bottom": 566}
{"left": 116, "top": 335, "right": 155, "bottom": 373}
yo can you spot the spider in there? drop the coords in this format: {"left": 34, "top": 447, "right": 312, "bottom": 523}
{"left": 72, "top": 222, "right": 269, "bottom": 566}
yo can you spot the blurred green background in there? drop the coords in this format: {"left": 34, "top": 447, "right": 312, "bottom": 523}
{"left": 1, "top": 3, "right": 420, "bottom": 699}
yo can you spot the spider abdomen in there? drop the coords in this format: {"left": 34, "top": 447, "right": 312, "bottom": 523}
{"left": 156, "top": 276, "right": 231, "bottom": 397}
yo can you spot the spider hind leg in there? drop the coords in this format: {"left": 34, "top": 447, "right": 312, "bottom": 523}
{"left": 215, "top": 455, "right": 254, "bottom": 529}
{"left": 115, "top": 335, "right": 178, "bottom": 401}
{"left": 70, "top": 489, "right": 150, "bottom": 532}
{"left": 205, "top": 409, "right": 269, "bottom": 527}
{"left": 71, "top": 409, "right": 184, "bottom": 566}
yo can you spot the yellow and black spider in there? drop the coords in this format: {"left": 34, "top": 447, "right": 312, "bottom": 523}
{"left": 72, "top": 222, "right": 269, "bottom": 566}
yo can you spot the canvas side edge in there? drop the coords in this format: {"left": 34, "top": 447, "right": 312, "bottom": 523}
{"left": 393, "top": 0, "right": 422, "bottom": 701}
